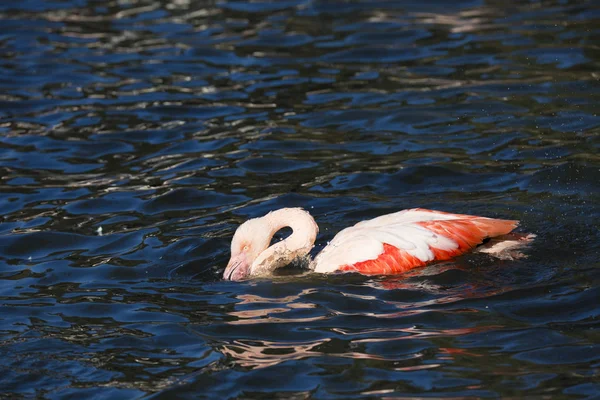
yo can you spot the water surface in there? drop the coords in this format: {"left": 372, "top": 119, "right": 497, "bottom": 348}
{"left": 1, "top": 0, "right": 599, "bottom": 398}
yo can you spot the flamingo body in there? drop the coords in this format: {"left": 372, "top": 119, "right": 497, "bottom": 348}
{"left": 311, "top": 208, "right": 518, "bottom": 275}
{"left": 223, "top": 207, "right": 522, "bottom": 281}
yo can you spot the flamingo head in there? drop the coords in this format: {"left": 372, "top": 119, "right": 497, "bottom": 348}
{"left": 223, "top": 218, "right": 272, "bottom": 281}
{"left": 223, "top": 208, "right": 319, "bottom": 281}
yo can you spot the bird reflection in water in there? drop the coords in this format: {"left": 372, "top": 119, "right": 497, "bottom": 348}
{"left": 217, "top": 286, "right": 500, "bottom": 370}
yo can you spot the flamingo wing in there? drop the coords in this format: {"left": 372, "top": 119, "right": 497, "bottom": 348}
{"left": 311, "top": 208, "right": 518, "bottom": 275}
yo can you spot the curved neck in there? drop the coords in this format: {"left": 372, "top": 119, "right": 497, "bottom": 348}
{"left": 250, "top": 208, "right": 319, "bottom": 277}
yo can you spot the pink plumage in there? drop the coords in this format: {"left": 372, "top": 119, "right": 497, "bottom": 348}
{"left": 329, "top": 209, "right": 518, "bottom": 275}
{"left": 223, "top": 207, "right": 525, "bottom": 281}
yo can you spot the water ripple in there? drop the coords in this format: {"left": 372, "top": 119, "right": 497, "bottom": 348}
{"left": 0, "top": 0, "right": 599, "bottom": 398}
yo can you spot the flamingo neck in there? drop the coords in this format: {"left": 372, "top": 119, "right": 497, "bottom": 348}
{"left": 250, "top": 208, "right": 319, "bottom": 277}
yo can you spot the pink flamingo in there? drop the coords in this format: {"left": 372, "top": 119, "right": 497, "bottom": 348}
{"left": 223, "top": 208, "right": 531, "bottom": 281}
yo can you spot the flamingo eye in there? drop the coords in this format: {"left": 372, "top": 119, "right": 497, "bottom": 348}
{"left": 243, "top": 245, "right": 250, "bottom": 251}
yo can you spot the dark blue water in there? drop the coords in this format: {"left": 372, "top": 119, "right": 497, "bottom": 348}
{"left": 1, "top": 0, "right": 599, "bottom": 398}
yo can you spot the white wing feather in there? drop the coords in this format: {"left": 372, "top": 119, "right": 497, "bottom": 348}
{"left": 311, "top": 209, "right": 460, "bottom": 273}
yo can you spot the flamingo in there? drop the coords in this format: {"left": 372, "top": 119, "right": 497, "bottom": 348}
{"left": 223, "top": 207, "right": 531, "bottom": 281}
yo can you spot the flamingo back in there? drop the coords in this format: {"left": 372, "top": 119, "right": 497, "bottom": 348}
{"left": 311, "top": 208, "right": 518, "bottom": 275}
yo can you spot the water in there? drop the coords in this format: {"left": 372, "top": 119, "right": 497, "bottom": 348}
{"left": 1, "top": 0, "right": 599, "bottom": 398}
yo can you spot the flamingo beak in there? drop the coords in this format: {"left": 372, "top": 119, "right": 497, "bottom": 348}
{"left": 223, "top": 252, "right": 250, "bottom": 281}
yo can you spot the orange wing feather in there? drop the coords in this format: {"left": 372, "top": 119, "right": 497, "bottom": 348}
{"left": 339, "top": 243, "right": 426, "bottom": 275}
{"left": 339, "top": 216, "right": 518, "bottom": 275}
